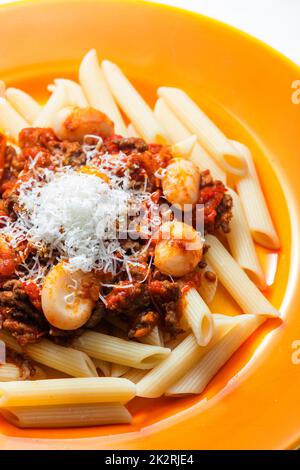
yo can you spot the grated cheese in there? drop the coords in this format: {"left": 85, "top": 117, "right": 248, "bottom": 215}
{"left": 2, "top": 157, "right": 152, "bottom": 283}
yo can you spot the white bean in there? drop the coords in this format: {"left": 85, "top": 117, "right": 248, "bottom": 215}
{"left": 154, "top": 221, "right": 203, "bottom": 277}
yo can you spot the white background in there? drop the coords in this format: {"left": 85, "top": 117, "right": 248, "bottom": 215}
{"left": 151, "top": 0, "right": 300, "bottom": 65}
{"left": 0, "top": 0, "right": 299, "bottom": 64}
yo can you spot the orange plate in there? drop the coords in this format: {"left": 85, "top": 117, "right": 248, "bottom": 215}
{"left": 0, "top": 0, "right": 300, "bottom": 450}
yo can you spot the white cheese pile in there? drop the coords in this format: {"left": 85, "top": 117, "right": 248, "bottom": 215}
{"left": 2, "top": 166, "right": 150, "bottom": 280}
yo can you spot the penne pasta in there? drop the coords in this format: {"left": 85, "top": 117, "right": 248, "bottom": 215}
{"left": 0, "top": 363, "right": 22, "bottom": 382}
{"left": 92, "top": 359, "right": 111, "bottom": 377}
{"left": 136, "top": 320, "right": 235, "bottom": 398}
{"left": 171, "top": 135, "right": 197, "bottom": 159}
{"left": 226, "top": 188, "right": 266, "bottom": 289}
{"left": 154, "top": 98, "right": 226, "bottom": 182}
{"left": 53, "top": 78, "right": 88, "bottom": 108}
{"left": 166, "top": 314, "right": 265, "bottom": 396}
{"left": 157, "top": 88, "right": 247, "bottom": 176}
{"left": 0, "top": 377, "right": 136, "bottom": 407}
{"left": 121, "top": 368, "right": 148, "bottom": 384}
{"left": 198, "top": 262, "right": 218, "bottom": 304}
{"left": 73, "top": 331, "right": 170, "bottom": 369}
{"left": 181, "top": 288, "right": 214, "bottom": 346}
{"left": 205, "top": 235, "right": 279, "bottom": 317}
{"left": 79, "top": 49, "right": 127, "bottom": 135}
{"left": 110, "top": 363, "right": 130, "bottom": 378}
{"left": 0, "top": 98, "right": 29, "bottom": 141}
{"left": 6, "top": 87, "right": 42, "bottom": 124}
{"left": 102, "top": 59, "right": 168, "bottom": 143}
{"left": 127, "top": 123, "right": 141, "bottom": 138}
{"left": 231, "top": 140, "right": 280, "bottom": 250}
{"left": 0, "top": 331, "right": 22, "bottom": 354}
{"left": 138, "top": 326, "right": 164, "bottom": 347}
{"left": 1, "top": 402, "right": 132, "bottom": 428}
{"left": 25, "top": 339, "right": 98, "bottom": 378}
{"left": 33, "top": 84, "right": 67, "bottom": 127}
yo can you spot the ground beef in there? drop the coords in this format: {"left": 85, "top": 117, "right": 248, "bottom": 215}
{"left": 195, "top": 170, "right": 233, "bottom": 234}
{"left": 128, "top": 310, "right": 159, "bottom": 339}
{"left": 0, "top": 280, "right": 48, "bottom": 345}
{"left": 148, "top": 279, "right": 181, "bottom": 334}
{"left": 5, "top": 348, "right": 36, "bottom": 379}
{"left": 105, "top": 281, "right": 150, "bottom": 315}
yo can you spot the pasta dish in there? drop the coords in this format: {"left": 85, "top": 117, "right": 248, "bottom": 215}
{"left": 0, "top": 50, "right": 280, "bottom": 429}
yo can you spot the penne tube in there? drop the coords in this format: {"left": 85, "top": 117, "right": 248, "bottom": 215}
{"left": 138, "top": 326, "right": 164, "bottom": 347}
{"left": 164, "top": 331, "right": 190, "bottom": 351}
{"left": 166, "top": 314, "right": 265, "bottom": 396}
{"left": 25, "top": 339, "right": 98, "bottom": 378}
{"left": 205, "top": 235, "right": 279, "bottom": 317}
{"left": 110, "top": 363, "right": 130, "bottom": 378}
{"left": 0, "top": 331, "right": 22, "bottom": 354}
{"left": 181, "top": 288, "right": 214, "bottom": 346}
{"left": 171, "top": 135, "right": 197, "bottom": 159}
{"left": 198, "top": 262, "right": 218, "bottom": 304}
{"left": 0, "top": 363, "right": 22, "bottom": 382}
{"left": 6, "top": 87, "right": 42, "bottom": 124}
{"left": 157, "top": 88, "right": 247, "bottom": 176}
{"left": 231, "top": 140, "right": 280, "bottom": 250}
{"left": 102, "top": 59, "right": 168, "bottom": 143}
{"left": 92, "top": 359, "right": 111, "bottom": 377}
{"left": 54, "top": 78, "right": 88, "bottom": 108}
{"left": 127, "top": 123, "right": 141, "bottom": 138}
{"left": 0, "top": 377, "right": 136, "bottom": 407}
{"left": 73, "top": 331, "right": 170, "bottom": 369}
{"left": 0, "top": 98, "right": 29, "bottom": 141}
{"left": 226, "top": 188, "right": 266, "bottom": 289}
{"left": 121, "top": 368, "right": 148, "bottom": 384}
{"left": 79, "top": 49, "right": 127, "bottom": 135}
{"left": 154, "top": 98, "right": 226, "bottom": 182}
{"left": 136, "top": 320, "right": 235, "bottom": 398}
{"left": 33, "top": 84, "right": 67, "bottom": 127}
{"left": 1, "top": 402, "right": 132, "bottom": 428}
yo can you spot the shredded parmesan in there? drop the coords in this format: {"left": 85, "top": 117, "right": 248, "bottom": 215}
{"left": 2, "top": 156, "right": 152, "bottom": 283}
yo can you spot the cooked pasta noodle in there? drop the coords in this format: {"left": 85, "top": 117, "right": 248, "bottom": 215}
{"left": 154, "top": 98, "right": 226, "bottom": 181}
{"left": 110, "top": 363, "right": 130, "bottom": 378}
{"left": 6, "top": 87, "right": 42, "bottom": 124}
{"left": 73, "top": 331, "right": 170, "bottom": 369}
{"left": 198, "top": 262, "right": 218, "bottom": 304}
{"left": 102, "top": 60, "right": 168, "bottom": 143}
{"left": 231, "top": 140, "right": 280, "bottom": 249}
{"left": 136, "top": 320, "right": 234, "bottom": 398}
{"left": 226, "top": 188, "right": 266, "bottom": 289}
{"left": 0, "top": 364, "right": 22, "bottom": 382}
{"left": 181, "top": 288, "right": 214, "bottom": 346}
{"left": 0, "top": 97, "right": 29, "bottom": 141}
{"left": 0, "top": 331, "right": 22, "bottom": 354}
{"left": 0, "top": 377, "right": 136, "bottom": 407}
{"left": 166, "top": 314, "right": 265, "bottom": 396}
{"left": 1, "top": 402, "right": 132, "bottom": 428}
{"left": 92, "top": 359, "right": 111, "bottom": 377}
{"left": 33, "top": 84, "right": 67, "bottom": 127}
{"left": 205, "top": 235, "right": 279, "bottom": 316}
{"left": 25, "top": 339, "right": 98, "bottom": 378}
{"left": 53, "top": 78, "right": 88, "bottom": 108}
{"left": 157, "top": 88, "right": 247, "bottom": 175}
{"left": 79, "top": 49, "right": 127, "bottom": 135}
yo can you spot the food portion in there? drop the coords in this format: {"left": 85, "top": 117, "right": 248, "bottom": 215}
{"left": 0, "top": 49, "right": 279, "bottom": 429}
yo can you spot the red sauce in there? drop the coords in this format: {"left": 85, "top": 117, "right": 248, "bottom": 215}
{"left": 22, "top": 282, "right": 42, "bottom": 311}
{"left": 181, "top": 271, "right": 202, "bottom": 295}
{"left": 198, "top": 181, "right": 226, "bottom": 225}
